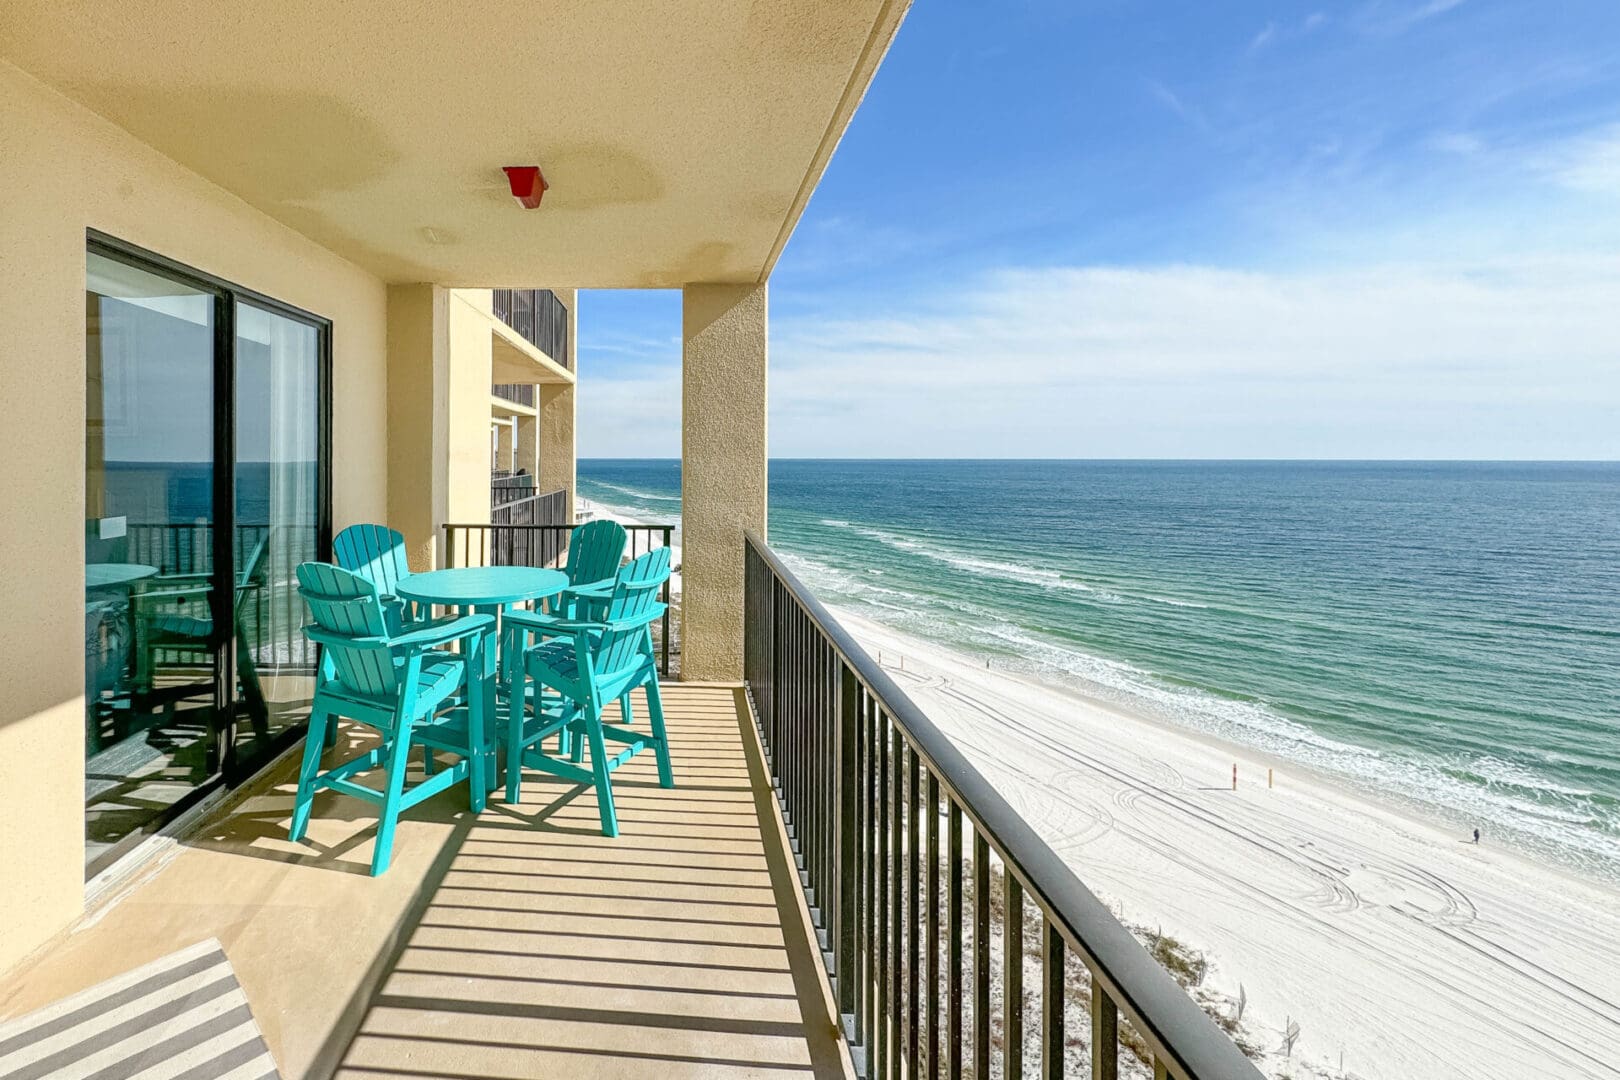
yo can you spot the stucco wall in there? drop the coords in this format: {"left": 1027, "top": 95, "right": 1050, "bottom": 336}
{"left": 386, "top": 285, "right": 447, "bottom": 569}
{"left": 681, "top": 283, "right": 768, "bottom": 681}
{"left": 541, "top": 288, "right": 579, "bottom": 521}
{"left": 0, "top": 60, "right": 389, "bottom": 975}
{"left": 446, "top": 294, "right": 494, "bottom": 533}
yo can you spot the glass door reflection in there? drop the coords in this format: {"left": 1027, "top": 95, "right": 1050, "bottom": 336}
{"left": 85, "top": 251, "right": 222, "bottom": 872}
{"left": 232, "top": 302, "right": 321, "bottom": 762}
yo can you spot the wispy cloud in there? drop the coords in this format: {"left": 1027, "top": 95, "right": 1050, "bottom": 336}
{"left": 1248, "top": 12, "right": 1328, "bottom": 55}
{"left": 1537, "top": 123, "right": 1620, "bottom": 193}
{"left": 757, "top": 256, "right": 1620, "bottom": 458}
{"left": 1357, "top": 0, "right": 1468, "bottom": 36}
{"left": 578, "top": 255, "right": 1620, "bottom": 459}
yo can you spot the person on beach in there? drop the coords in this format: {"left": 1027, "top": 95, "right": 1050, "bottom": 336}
{"left": 1473, "top": 828, "right": 1481, "bottom": 844}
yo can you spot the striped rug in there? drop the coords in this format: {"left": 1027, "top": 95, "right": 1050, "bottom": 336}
{"left": 0, "top": 938, "right": 280, "bottom": 1080}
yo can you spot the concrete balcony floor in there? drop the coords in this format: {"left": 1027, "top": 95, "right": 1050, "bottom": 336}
{"left": 0, "top": 685, "right": 849, "bottom": 1079}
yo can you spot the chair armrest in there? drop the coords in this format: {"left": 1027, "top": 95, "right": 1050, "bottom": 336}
{"left": 133, "top": 584, "right": 212, "bottom": 604}
{"left": 563, "top": 578, "right": 615, "bottom": 599}
{"left": 508, "top": 607, "right": 608, "bottom": 635}
{"left": 601, "top": 603, "right": 667, "bottom": 634}
{"left": 504, "top": 607, "right": 607, "bottom": 634}
{"left": 391, "top": 613, "right": 495, "bottom": 651}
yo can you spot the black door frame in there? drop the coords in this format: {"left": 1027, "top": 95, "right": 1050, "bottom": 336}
{"left": 86, "top": 230, "right": 334, "bottom": 875}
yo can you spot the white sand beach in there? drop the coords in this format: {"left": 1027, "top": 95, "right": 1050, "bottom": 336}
{"left": 833, "top": 606, "right": 1620, "bottom": 1080}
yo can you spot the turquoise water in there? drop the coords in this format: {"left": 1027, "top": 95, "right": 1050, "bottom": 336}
{"left": 579, "top": 459, "right": 1620, "bottom": 880}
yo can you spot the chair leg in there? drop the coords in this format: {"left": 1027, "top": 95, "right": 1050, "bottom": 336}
{"left": 236, "top": 632, "right": 270, "bottom": 741}
{"left": 289, "top": 704, "right": 331, "bottom": 842}
{"left": 319, "top": 656, "right": 340, "bottom": 749}
{"left": 505, "top": 671, "right": 526, "bottom": 805}
{"left": 645, "top": 678, "right": 674, "bottom": 789}
{"left": 570, "top": 716, "right": 586, "bottom": 765}
{"left": 586, "top": 716, "right": 619, "bottom": 838}
{"left": 466, "top": 650, "right": 488, "bottom": 816}
{"left": 371, "top": 727, "right": 416, "bottom": 876}
{"left": 619, "top": 692, "right": 634, "bottom": 729}
{"left": 422, "top": 747, "right": 436, "bottom": 776}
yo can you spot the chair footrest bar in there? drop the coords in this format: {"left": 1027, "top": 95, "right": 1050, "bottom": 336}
{"left": 320, "top": 776, "right": 386, "bottom": 805}
{"left": 321, "top": 747, "right": 387, "bottom": 784}
{"left": 398, "top": 761, "right": 470, "bottom": 810}
{"left": 602, "top": 743, "right": 642, "bottom": 773}
{"left": 598, "top": 721, "right": 653, "bottom": 745}
{"left": 518, "top": 751, "right": 596, "bottom": 786}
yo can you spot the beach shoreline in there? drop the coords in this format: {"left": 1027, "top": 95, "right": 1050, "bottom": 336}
{"left": 827, "top": 603, "right": 1620, "bottom": 1079}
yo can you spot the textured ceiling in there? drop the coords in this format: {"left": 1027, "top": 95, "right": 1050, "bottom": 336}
{"left": 2, "top": 0, "right": 907, "bottom": 286}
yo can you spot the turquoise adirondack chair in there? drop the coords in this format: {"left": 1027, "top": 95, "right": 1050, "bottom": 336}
{"left": 333, "top": 524, "right": 418, "bottom": 633}
{"left": 499, "top": 519, "right": 628, "bottom": 703}
{"left": 505, "top": 547, "right": 674, "bottom": 836}
{"left": 289, "top": 562, "right": 493, "bottom": 876}
{"left": 133, "top": 534, "right": 270, "bottom": 735}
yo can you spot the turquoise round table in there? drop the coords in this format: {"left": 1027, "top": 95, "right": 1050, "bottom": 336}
{"left": 396, "top": 567, "right": 569, "bottom": 774}
{"left": 85, "top": 563, "right": 157, "bottom": 590}
{"left": 395, "top": 566, "right": 568, "bottom": 610}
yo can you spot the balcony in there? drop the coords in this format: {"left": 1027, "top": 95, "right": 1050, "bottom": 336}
{"left": 2, "top": 532, "right": 1259, "bottom": 1079}
{"left": 492, "top": 289, "right": 570, "bottom": 370}
{"left": 491, "top": 383, "right": 536, "bottom": 408}
{"left": 0, "top": 685, "right": 843, "bottom": 1078}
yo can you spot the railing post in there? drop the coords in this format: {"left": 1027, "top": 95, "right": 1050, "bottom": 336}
{"left": 1091, "top": 979, "right": 1118, "bottom": 1080}
{"left": 837, "top": 660, "right": 859, "bottom": 1022}
{"left": 1044, "top": 921, "right": 1065, "bottom": 1079}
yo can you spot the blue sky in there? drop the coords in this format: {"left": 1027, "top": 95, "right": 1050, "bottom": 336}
{"left": 578, "top": 0, "right": 1620, "bottom": 459}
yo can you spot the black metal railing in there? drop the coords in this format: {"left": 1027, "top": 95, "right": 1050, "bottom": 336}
{"left": 492, "top": 288, "right": 570, "bottom": 368}
{"left": 490, "top": 488, "right": 569, "bottom": 527}
{"left": 492, "top": 475, "right": 536, "bottom": 505}
{"left": 493, "top": 383, "right": 536, "bottom": 407}
{"left": 744, "top": 533, "right": 1263, "bottom": 1080}
{"left": 443, "top": 522, "right": 675, "bottom": 677}
{"left": 123, "top": 522, "right": 318, "bottom": 670}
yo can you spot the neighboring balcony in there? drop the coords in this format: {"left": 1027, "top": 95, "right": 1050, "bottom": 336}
{"left": 492, "top": 383, "right": 536, "bottom": 408}
{"left": 492, "top": 289, "right": 571, "bottom": 370}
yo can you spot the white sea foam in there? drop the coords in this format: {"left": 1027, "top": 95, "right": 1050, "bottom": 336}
{"left": 592, "top": 481, "right": 681, "bottom": 506}
{"left": 837, "top": 523, "right": 1129, "bottom": 602}
{"left": 812, "top": 557, "right": 1620, "bottom": 875}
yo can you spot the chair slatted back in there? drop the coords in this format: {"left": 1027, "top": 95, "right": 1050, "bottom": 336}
{"left": 565, "top": 520, "right": 628, "bottom": 587}
{"left": 232, "top": 535, "right": 270, "bottom": 620}
{"left": 591, "top": 548, "right": 671, "bottom": 681}
{"left": 334, "top": 524, "right": 412, "bottom": 596}
{"left": 296, "top": 562, "right": 398, "bottom": 699}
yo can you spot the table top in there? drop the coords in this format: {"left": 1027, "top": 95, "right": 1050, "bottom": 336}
{"left": 86, "top": 563, "right": 159, "bottom": 590}
{"left": 396, "top": 566, "right": 568, "bottom": 608}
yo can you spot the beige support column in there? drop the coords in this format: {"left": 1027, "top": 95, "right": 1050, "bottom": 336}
{"left": 386, "top": 284, "right": 448, "bottom": 570}
{"left": 388, "top": 287, "right": 493, "bottom": 570}
{"left": 538, "top": 384, "right": 576, "bottom": 521}
{"left": 445, "top": 294, "right": 494, "bottom": 537}
{"left": 681, "top": 282, "right": 767, "bottom": 681}
{"left": 516, "top": 411, "right": 540, "bottom": 479}
{"left": 495, "top": 420, "right": 515, "bottom": 473}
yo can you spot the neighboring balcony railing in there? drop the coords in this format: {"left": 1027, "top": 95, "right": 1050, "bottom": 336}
{"left": 443, "top": 521, "right": 675, "bottom": 677}
{"left": 492, "top": 288, "right": 570, "bottom": 369}
{"left": 490, "top": 487, "right": 569, "bottom": 529}
{"left": 743, "top": 532, "right": 1265, "bottom": 1080}
{"left": 491, "top": 475, "right": 535, "bottom": 505}
{"left": 492, "top": 383, "right": 536, "bottom": 407}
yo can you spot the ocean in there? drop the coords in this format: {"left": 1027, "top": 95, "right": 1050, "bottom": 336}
{"left": 578, "top": 459, "right": 1620, "bottom": 882}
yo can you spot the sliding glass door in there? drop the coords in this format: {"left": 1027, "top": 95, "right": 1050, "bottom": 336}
{"left": 85, "top": 252, "right": 221, "bottom": 871}
{"left": 83, "top": 236, "right": 330, "bottom": 875}
{"left": 232, "top": 303, "right": 322, "bottom": 763}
